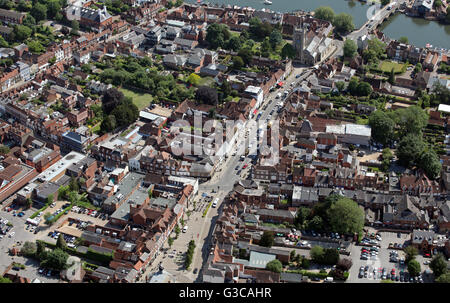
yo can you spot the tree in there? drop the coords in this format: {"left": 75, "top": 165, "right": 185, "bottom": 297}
{"left": 237, "top": 47, "right": 253, "bottom": 66}
{"left": 269, "top": 29, "right": 282, "bottom": 49}
{"left": 436, "top": 272, "right": 450, "bottom": 283}
{"left": 226, "top": 35, "right": 241, "bottom": 51}
{"left": 44, "top": 212, "right": 53, "bottom": 223}
{"left": 47, "top": 0, "right": 61, "bottom": 19}
{"left": 307, "top": 215, "right": 324, "bottom": 231}
{"left": 46, "top": 194, "right": 54, "bottom": 205}
{"left": 381, "top": 148, "right": 394, "bottom": 171}
{"left": 174, "top": 224, "right": 180, "bottom": 238}
{"left": 368, "top": 111, "right": 395, "bottom": 145}
{"left": 232, "top": 55, "right": 244, "bottom": 70}
{"left": 335, "top": 81, "right": 345, "bottom": 93}
{"left": 36, "top": 241, "right": 46, "bottom": 259}
{"left": 314, "top": 6, "right": 335, "bottom": 23}
{"left": 168, "top": 237, "right": 174, "bottom": 248}
{"left": 363, "top": 38, "right": 386, "bottom": 63}
{"left": 23, "top": 14, "right": 36, "bottom": 27}
{"left": 26, "top": 197, "right": 33, "bottom": 209}
{"left": 418, "top": 149, "right": 442, "bottom": 179}
{"left": 333, "top": 13, "right": 354, "bottom": 34}
{"left": 396, "top": 134, "right": 425, "bottom": 167}
{"left": 41, "top": 248, "right": 68, "bottom": 270}
{"left": 347, "top": 77, "right": 359, "bottom": 95}
{"left": 265, "top": 259, "right": 283, "bottom": 273}
{"left": 414, "top": 62, "right": 423, "bottom": 73}
{"left": 290, "top": 250, "right": 296, "bottom": 261}
{"left": 398, "top": 36, "right": 408, "bottom": 44}
{"left": 206, "top": 23, "right": 230, "bottom": 49}
{"left": 388, "top": 67, "right": 395, "bottom": 85}
{"left": 69, "top": 177, "right": 79, "bottom": 193}
{"left": 310, "top": 246, "right": 324, "bottom": 264}
{"left": 0, "top": 277, "right": 12, "bottom": 283}
{"left": 20, "top": 241, "right": 37, "bottom": 257}
{"left": 0, "top": 145, "right": 10, "bottom": 154}
{"left": 27, "top": 40, "right": 45, "bottom": 54}
{"left": 13, "top": 25, "right": 32, "bottom": 41}
{"left": 186, "top": 73, "right": 201, "bottom": 86}
{"left": 430, "top": 254, "right": 448, "bottom": 278}
{"left": 294, "top": 207, "right": 311, "bottom": 227}
{"left": 17, "top": 0, "right": 32, "bottom": 11}
{"left": 395, "top": 106, "right": 428, "bottom": 136}
{"left": 260, "top": 231, "right": 274, "bottom": 248}
{"left": 355, "top": 81, "right": 373, "bottom": 96}
{"left": 56, "top": 234, "right": 67, "bottom": 250}
{"left": 337, "top": 258, "right": 353, "bottom": 271}
{"left": 343, "top": 39, "right": 357, "bottom": 58}
{"left": 322, "top": 248, "right": 340, "bottom": 265}
{"left": 281, "top": 43, "right": 296, "bottom": 59}
{"left": 327, "top": 197, "right": 364, "bottom": 234}
{"left": 71, "top": 20, "right": 79, "bottom": 35}
{"left": 195, "top": 86, "right": 218, "bottom": 106}
{"left": 30, "top": 3, "right": 47, "bottom": 21}
{"left": 407, "top": 260, "right": 421, "bottom": 277}
{"left": 404, "top": 246, "right": 418, "bottom": 264}
{"left": 100, "top": 115, "right": 117, "bottom": 133}
{"left": 102, "top": 88, "right": 124, "bottom": 114}
{"left": 431, "top": 82, "right": 450, "bottom": 106}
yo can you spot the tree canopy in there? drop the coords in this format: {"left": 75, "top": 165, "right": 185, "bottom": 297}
{"left": 260, "top": 231, "right": 275, "bottom": 248}
{"left": 396, "top": 134, "right": 426, "bottom": 167}
{"left": 327, "top": 197, "right": 365, "bottom": 234}
{"left": 333, "top": 13, "right": 354, "bottom": 34}
{"left": 265, "top": 259, "right": 283, "bottom": 273}
{"left": 430, "top": 254, "right": 448, "bottom": 278}
{"left": 206, "top": 23, "right": 231, "bottom": 49}
{"left": 343, "top": 39, "right": 357, "bottom": 58}
{"left": 314, "top": 6, "right": 335, "bottom": 23}
{"left": 281, "top": 43, "right": 296, "bottom": 59}
{"left": 407, "top": 259, "right": 421, "bottom": 277}
{"left": 368, "top": 111, "right": 396, "bottom": 145}
{"left": 195, "top": 86, "right": 218, "bottom": 105}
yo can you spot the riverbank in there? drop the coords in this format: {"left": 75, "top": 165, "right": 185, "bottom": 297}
{"left": 189, "top": 0, "right": 450, "bottom": 50}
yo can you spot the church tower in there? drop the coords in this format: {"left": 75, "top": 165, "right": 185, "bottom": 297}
{"left": 293, "top": 21, "right": 307, "bottom": 64}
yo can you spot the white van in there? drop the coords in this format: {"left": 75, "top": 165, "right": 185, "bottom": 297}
{"left": 212, "top": 198, "right": 219, "bottom": 208}
{"left": 325, "top": 277, "right": 334, "bottom": 283}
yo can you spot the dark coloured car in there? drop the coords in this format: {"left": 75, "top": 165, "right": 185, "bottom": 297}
{"left": 193, "top": 268, "right": 198, "bottom": 274}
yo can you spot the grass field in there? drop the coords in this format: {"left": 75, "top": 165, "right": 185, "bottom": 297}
{"left": 379, "top": 61, "right": 406, "bottom": 73}
{"left": 119, "top": 88, "right": 153, "bottom": 110}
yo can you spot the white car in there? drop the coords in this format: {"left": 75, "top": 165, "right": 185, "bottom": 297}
{"left": 182, "top": 226, "right": 188, "bottom": 233}
{"left": 8, "top": 232, "right": 15, "bottom": 238}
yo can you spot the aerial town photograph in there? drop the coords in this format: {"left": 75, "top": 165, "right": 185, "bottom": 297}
{"left": 0, "top": 0, "right": 449, "bottom": 291}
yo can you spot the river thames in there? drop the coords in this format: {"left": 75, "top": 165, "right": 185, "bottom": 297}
{"left": 187, "top": 0, "right": 450, "bottom": 49}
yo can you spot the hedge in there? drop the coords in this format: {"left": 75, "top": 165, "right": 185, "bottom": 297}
{"left": 38, "top": 240, "right": 112, "bottom": 266}
{"left": 30, "top": 203, "right": 51, "bottom": 219}
{"left": 285, "top": 269, "right": 330, "bottom": 279}
{"left": 202, "top": 200, "right": 213, "bottom": 218}
{"left": 46, "top": 205, "right": 73, "bottom": 225}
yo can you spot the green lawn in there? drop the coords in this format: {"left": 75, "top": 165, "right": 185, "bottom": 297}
{"left": 197, "top": 76, "right": 214, "bottom": 87}
{"left": 119, "top": 88, "right": 153, "bottom": 110}
{"left": 379, "top": 61, "right": 406, "bottom": 73}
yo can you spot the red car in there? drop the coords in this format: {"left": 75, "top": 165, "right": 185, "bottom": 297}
{"left": 243, "top": 164, "right": 248, "bottom": 169}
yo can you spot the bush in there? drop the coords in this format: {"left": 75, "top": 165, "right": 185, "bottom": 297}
{"left": 266, "top": 259, "right": 283, "bottom": 273}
